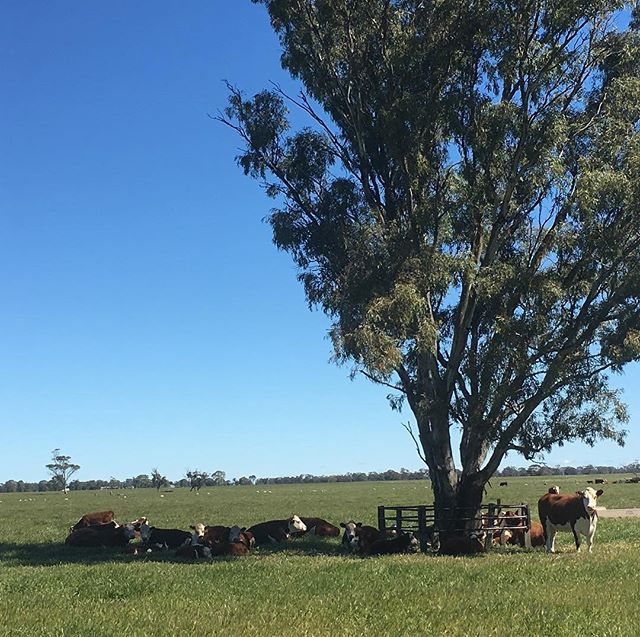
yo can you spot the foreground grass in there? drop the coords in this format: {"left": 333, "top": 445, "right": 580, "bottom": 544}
{"left": 1, "top": 477, "right": 639, "bottom": 636}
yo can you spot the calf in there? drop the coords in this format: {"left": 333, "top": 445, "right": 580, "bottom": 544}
{"left": 438, "top": 532, "right": 486, "bottom": 555}
{"left": 228, "top": 527, "right": 255, "bottom": 549}
{"left": 340, "top": 521, "right": 385, "bottom": 553}
{"left": 246, "top": 515, "right": 307, "bottom": 545}
{"left": 211, "top": 541, "right": 250, "bottom": 557}
{"left": 202, "top": 525, "right": 231, "bottom": 546}
{"left": 499, "top": 481, "right": 508, "bottom": 487}
{"left": 139, "top": 523, "right": 192, "bottom": 549}
{"left": 365, "top": 532, "right": 419, "bottom": 556}
{"left": 594, "top": 479, "right": 607, "bottom": 485}
{"left": 538, "top": 487, "right": 603, "bottom": 553}
{"left": 65, "top": 522, "right": 135, "bottom": 547}
{"left": 294, "top": 517, "right": 340, "bottom": 538}
{"left": 500, "top": 520, "right": 545, "bottom": 548}
{"left": 175, "top": 544, "right": 212, "bottom": 559}
{"left": 70, "top": 510, "right": 115, "bottom": 532}
{"left": 189, "top": 523, "right": 206, "bottom": 544}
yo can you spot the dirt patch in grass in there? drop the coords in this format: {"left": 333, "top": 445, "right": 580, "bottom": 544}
{"left": 597, "top": 508, "right": 640, "bottom": 517}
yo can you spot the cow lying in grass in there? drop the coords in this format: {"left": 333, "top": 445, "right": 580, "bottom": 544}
{"left": 65, "top": 521, "right": 136, "bottom": 547}
{"left": 292, "top": 517, "right": 340, "bottom": 538}
{"left": 139, "top": 522, "right": 193, "bottom": 549}
{"left": 246, "top": 515, "right": 307, "bottom": 545}
{"left": 69, "top": 510, "right": 115, "bottom": 532}
{"left": 364, "top": 532, "right": 420, "bottom": 556}
{"left": 437, "top": 532, "right": 486, "bottom": 555}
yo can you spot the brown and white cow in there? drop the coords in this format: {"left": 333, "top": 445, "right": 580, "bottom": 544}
{"left": 70, "top": 510, "right": 115, "bottom": 532}
{"left": 499, "top": 518, "right": 545, "bottom": 548}
{"left": 202, "top": 525, "right": 231, "bottom": 546}
{"left": 228, "top": 527, "right": 255, "bottom": 549}
{"left": 340, "top": 521, "right": 385, "bottom": 553}
{"left": 211, "top": 541, "right": 250, "bottom": 557}
{"left": 246, "top": 515, "right": 307, "bottom": 545}
{"left": 293, "top": 517, "right": 341, "bottom": 538}
{"left": 538, "top": 487, "right": 603, "bottom": 553}
{"left": 65, "top": 522, "right": 135, "bottom": 547}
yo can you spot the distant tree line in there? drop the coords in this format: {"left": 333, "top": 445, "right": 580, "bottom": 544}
{"left": 2, "top": 463, "right": 639, "bottom": 493}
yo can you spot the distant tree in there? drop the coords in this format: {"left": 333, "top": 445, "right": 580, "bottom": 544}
{"left": 46, "top": 449, "right": 80, "bottom": 493}
{"left": 151, "top": 468, "right": 169, "bottom": 491}
{"left": 211, "top": 470, "right": 226, "bottom": 486}
{"left": 186, "top": 470, "right": 209, "bottom": 491}
{"left": 132, "top": 474, "right": 152, "bottom": 489}
{"left": 3, "top": 480, "right": 18, "bottom": 493}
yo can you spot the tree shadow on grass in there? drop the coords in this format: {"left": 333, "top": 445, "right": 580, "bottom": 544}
{"left": 0, "top": 542, "right": 141, "bottom": 567}
{"left": 0, "top": 536, "right": 350, "bottom": 567}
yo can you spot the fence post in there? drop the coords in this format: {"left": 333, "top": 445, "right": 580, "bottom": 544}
{"left": 377, "top": 505, "right": 386, "bottom": 532}
{"left": 418, "top": 506, "right": 428, "bottom": 552}
{"left": 484, "top": 503, "right": 495, "bottom": 551}
{"left": 523, "top": 503, "right": 532, "bottom": 548}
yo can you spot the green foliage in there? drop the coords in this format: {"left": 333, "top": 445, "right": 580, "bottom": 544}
{"left": 45, "top": 449, "right": 80, "bottom": 492}
{"left": 221, "top": 1, "right": 640, "bottom": 503}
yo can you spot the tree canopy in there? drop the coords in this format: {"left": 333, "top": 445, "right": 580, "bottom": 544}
{"left": 221, "top": 0, "right": 640, "bottom": 521}
{"left": 46, "top": 449, "right": 80, "bottom": 492}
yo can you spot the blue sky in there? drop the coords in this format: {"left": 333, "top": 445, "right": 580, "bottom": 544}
{"left": 1, "top": 1, "right": 638, "bottom": 483}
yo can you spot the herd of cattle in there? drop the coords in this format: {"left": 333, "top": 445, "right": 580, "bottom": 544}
{"left": 62, "top": 486, "right": 605, "bottom": 558}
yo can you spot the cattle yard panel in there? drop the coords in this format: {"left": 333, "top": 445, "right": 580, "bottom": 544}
{"left": 377, "top": 501, "right": 531, "bottom": 552}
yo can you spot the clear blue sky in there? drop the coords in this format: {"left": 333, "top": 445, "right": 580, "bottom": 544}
{"left": 1, "top": 1, "right": 638, "bottom": 483}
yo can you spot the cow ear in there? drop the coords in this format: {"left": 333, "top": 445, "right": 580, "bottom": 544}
{"left": 356, "top": 522, "right": 363, "bottom": 527}
{"left": 340, "top": 522, "right": 346, "bottom": 528}
{"left": 596, "top": 489, "right": 604, "bottom": 496}
{"left": 189, "top": 525, "right": 195, "bottom": 530}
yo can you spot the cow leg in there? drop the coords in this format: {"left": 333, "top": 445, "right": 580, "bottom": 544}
{"left": 571, "top": 523, "right": 581, "bottom": 552}
{"left": 545, "top": 520, "right": 557, "bottom": 553}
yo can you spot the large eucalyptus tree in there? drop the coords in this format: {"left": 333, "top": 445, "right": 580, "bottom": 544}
{"left": 220, "top": 0, "right": 640, "bottom": 529}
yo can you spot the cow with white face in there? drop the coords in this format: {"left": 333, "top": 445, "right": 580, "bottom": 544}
{"left": 538, "top": 487, "right": 603, "bottom": 553}
{"left": 246, "top": 515, "right": 307, "bottom": 545}
{"left": 340, "top": 521, "right": 385, "bottom": 553}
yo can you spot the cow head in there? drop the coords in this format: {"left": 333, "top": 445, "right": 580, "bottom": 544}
{"left": 403, "top": 531, "right": 420, "bottom": 552}
{"left": 287, "top": 515, "right": 307, "bottom": 534}
{"left": 121, "top": 524, "right": 136, "bottom": 541}
{"left": 580, "top": 487, "right": 603, "bottom": 515}
{"left": 139, "top": 522, "right": 152, "bottom": 543}
{"left": 190, "top": 523, "right": 205, "bottom": 537}
{"left": 228, "top": 525, "right": 245, "bottom": 543}
{"left": 340, "top": 521, "right": 361, "bottom": 548}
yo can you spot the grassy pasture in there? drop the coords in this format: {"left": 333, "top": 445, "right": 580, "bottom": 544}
{"left": 1, "top": 476, "right": 639, "bottom": 636}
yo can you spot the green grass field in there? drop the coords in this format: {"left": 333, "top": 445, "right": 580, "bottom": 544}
{"left": 1, "top": 476, "right": 639, "bottom": 636}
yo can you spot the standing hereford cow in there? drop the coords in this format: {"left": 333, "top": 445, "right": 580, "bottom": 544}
{"left": 538, "top": 487, "right": 603, "bottom": 553}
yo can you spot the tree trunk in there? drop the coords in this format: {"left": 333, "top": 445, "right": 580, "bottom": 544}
{"left": 415, "top": 407, "right": 488, "bottom": 535}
